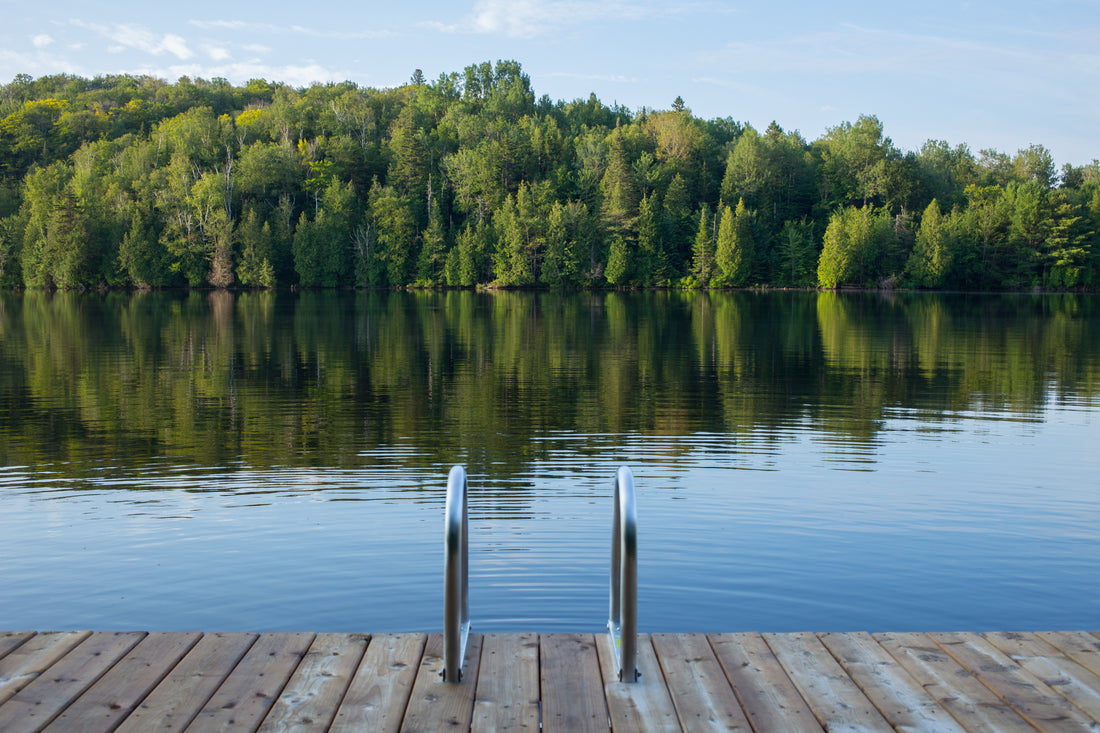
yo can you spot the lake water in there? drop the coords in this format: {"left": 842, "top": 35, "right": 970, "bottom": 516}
{"left": 1, "top": 290, "right": 1098, "bottom": 634}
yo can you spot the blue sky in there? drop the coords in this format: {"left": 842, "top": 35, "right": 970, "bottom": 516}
{"left": 3, "top": 0, "right": 1097, "bottom": 167}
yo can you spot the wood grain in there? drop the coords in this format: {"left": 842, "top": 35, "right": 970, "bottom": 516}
{"left": 875, "top": 631, "right": 1036, "bottom": 733}
{"left": 708, "top": 632, "right": 823, "bottom": 733}
{"left": 257, "top": 633, "right": 369, "bottom": 733}
{"left": 596, "top": 633, "right": 681, "bottom": 732}
{"left": 540, "top": 633, "right": 609, "bottom": 733}
{"left": 114, "top": 632, "right": 259, "bottom": 733}
{"left": 473, "top": 632, "right": 540, "bottom": 732}
{"left": 400, "top": 632, "right": 484, "bottom": 733}
{"left": 45, "top": 631, "right": 202, "bottom": 733}
{"left": 931, "top": 631, "right": 1100, "bottom": 732}
{"left": 187, "top": 631, "right": 315, "bottom": 732}
{"left": 0, "top": 629, "right": 1097, "bottom": 731}
{"left": 330, "top": 633, "right": 425, "bottom": 733}
{"left": 0, "top": 631, "right": 145, "bottom": 733}
{"left": 765, "top": 631, "right": 893, "bottom": 732}
{"left": 651, "top": 632, "right": 751, "bottom": 732}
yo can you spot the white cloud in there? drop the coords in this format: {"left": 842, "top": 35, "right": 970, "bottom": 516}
{"left": 188, "top": 19, "right": 388, "bottom": 41}
{"left": 205, "top": 45, "right": 232, "bottom": 62}
{"left": 32, "top": 34, "right": 54, "bottom": 48}
{"left": 71, "top": 20, "right": 195, "bottom": 60}
{"left": 543, "top": 71, "right": 639, "bottom": 84}
{"left": 431, "top": 0, "right": 677, "bottom": 38}
{"left": 160, "top": 35, "right": 192, "bottom": 60}
{"left": 0, "top": 47, "right": 83, "bottom": 78}
{"left": 130, "top": 61, "right": 351, "bottom": 88}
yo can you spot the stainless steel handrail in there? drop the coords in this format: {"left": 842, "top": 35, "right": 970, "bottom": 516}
{"left": 608, "top": 465, "right": 639, "bottom": 682}
{"left": 442, "top": 465, "right": 470, "bottom": 682}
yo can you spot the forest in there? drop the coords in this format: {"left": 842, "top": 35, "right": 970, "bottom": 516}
{"left": 0, "top": 60, "right": 1097, "bottom": 291}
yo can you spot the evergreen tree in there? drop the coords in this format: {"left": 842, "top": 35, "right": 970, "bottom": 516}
{"left": 417, "top": 209, "right": 447, "bottom": 285}
{"left": 1044, "top": 193, "right": 1092, "bottom": 288}
{"left": 369, "top": 182, "right": 416, "bottom": 285}
{"left": 690, "top": 205, "right": 715, "bottom": 287}
{"left": 907, "top": 200, "right": 952, "bottom": 288}
{"left": 236, "top": 207, "right": 275, "bottom": 287}
{"left": 0, "top": 68, "right": 1096, "bottom": 291}
{"left": 635, "top": 193, "right": 660, "bottom": 285}
{"left": 662, "top": 173, "right": 691, "bottom": 276}
{"left": 542, "top": 200, "right": 581, "bottom": 287}
{"left": 817, "top": 206, "right": 895, "bottom": 288}
{"left": 776, "top": 219, "right": 816, "bottom": 286}
{"left": 605, "top": 234, "right": 630, "bottom": 286}
{"left": 715, "top": 198, "right": 754, "bottom": 286}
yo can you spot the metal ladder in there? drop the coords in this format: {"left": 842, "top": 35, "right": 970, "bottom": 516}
{"left": 442, "top": 465, "right": 639, "bottom": 683}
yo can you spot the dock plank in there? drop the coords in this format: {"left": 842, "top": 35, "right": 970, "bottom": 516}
{"left": 708, "top": 632, "right": 823, "bottom": 733}
{"left": 874, "top": 631, "right": 1037, "bottom": 733}
{"left": 819, "top": 631, "right": 966, "bottom": 733}
{"left": 1040, "top": 632, "right": 1100, "bottom": 678}
{"left": 0, "top": 632, "right": 35, "bottom": 663}
{"left": 596, "top": 633, "right": 681, "bottom": 733}
{"left": 0, "top": 631, "right": 145, "bottom": 733}
{"left": 44, "top": 631, "right": 203, "bottom": 733}
{"left": 0, "top": 630, "right": 92, "bottom": 706}
{"left": 765, "top": 631, "right": 894, "bottom": 732}
{"left": 651, "top": 632, "right": 751, "bottom": 732}
{"left": 186, "top": 631, "right": 316, "bottom": 732}
{"left": 540, "top": 633, "right": 609, "bottom": 733}
{"left": 114, "top": 632, "right": 259, "bottom": 733}
{"left": 984, "top": 631, "right": 1100, "bottom": 725}
{"left": 257, "top": 633, "right": 370, "bottom": 733}
{"left": 1, "top": 629, "right": 1099, "bottom": 731}
{"left": 329, "top": 633, "right": 425, "bottom": 733}
{"left": 931, "top": 631, "right": 1100, "bottom": 732}
{"left": 400, "top": 632, "right": 484, "bottom": 733}
{"left": 472, "top": 632, "right": 540, "bottom": 732}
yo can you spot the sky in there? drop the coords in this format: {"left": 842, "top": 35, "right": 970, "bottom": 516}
{"left": 2, "top": 0, "right": 1098, "bottom": 167}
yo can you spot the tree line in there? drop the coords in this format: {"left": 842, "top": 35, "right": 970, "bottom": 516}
{"left": 1, "top": 61, "right": 1097, "bottom": 291}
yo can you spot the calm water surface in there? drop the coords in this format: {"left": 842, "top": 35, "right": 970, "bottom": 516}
{"left": 1, "top": 290, "right": 1097, "bottom": 633}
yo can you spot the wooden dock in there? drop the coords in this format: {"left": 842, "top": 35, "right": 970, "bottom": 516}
{"left": 1, "top": 630, "right": 1099, "bottom": 732}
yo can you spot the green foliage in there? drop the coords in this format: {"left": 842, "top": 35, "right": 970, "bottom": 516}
{"left": 236, "top": 207, "right": 275, "bottom": 288}
{"left": 0, "top": 67, "right": 1097, "bottom": 291}
{"left": 1014, "top": 144, "right": 1057, "bottom": 189}
{"left": 715, "top": 199, "right": 754, "bottom": 286}
{"left": 690, "top": 205, "right": 715, "bottom": 287}
{"left": 605, "top": 234, "right": 630, "bottom": 286}
{"left": 368, "top": 182, "right": 415, "bottom": 286}
{"left": 119, "top": 209, "right": 170, "bottom": 287}
{"left": 1044, "top": 191, "right": 1092, "bottom": 288}
{"left": 541, "top": 201, "right": 586, "bottom": 287}
{"left": 293, "top": 178, "right": 356, "bottom": 287}
{"left": 907, "top": 200, "right": 952, "bottom": 288}
{"left": 634, "top": 193, "right": 660, "bottom": 285}
{"left": 775, "top": 219, "right": 817, "bottom": 286}
{"left": 815, "top": 115, "right": 901, "bottom": 210}
{"left": 817, "top": 206, "right": 896, "bottom": 288}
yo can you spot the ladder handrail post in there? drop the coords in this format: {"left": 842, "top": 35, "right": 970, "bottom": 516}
{"left": 443, "top": 465, "right": 470, "bottom": 682}
{"left": 609, "top": 465, "right": 639, "bottom": 682}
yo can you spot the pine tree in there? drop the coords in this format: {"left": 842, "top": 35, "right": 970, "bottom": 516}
{"left": 907, "top": 200, "right": 952, "bottom": 288}
{"left": 690, "top": 205, "right": 715, "bottom": 287}
{"left": 635, "top": 193, "right": 660, "bottom": 285}
{"left": 605, "top": 234, "right": 630, "bottom": 285}
{"left": 715, "top": 199, "right": 755, "bottom": 286}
